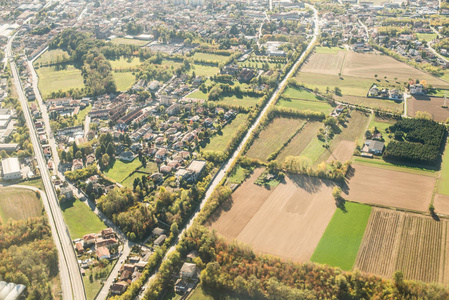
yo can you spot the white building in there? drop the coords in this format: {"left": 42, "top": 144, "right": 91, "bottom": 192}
{"left": 410, "top": 83, "right": 424, "bottom": 94}
{"left": 2, "top": 157, "right": 21, "bottom": 180}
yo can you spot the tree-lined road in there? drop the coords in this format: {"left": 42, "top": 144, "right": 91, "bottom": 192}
{"left": 7, "top": 35, "right": 86, "bottom": 300}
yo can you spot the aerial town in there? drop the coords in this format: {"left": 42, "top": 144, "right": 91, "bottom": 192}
{"left": 1, "top": 0, "right": 449, "bottom": 299}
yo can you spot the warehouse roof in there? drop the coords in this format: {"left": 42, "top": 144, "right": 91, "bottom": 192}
{"left": 2, "top": 157, "right": 20, "bottom": 175}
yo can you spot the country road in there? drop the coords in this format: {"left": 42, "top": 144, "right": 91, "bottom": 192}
{"left": 7, "top": 34, "right": 86, "bottom": 300}
{"left": 139, "top": 4, "right": 319, "bottom": 298}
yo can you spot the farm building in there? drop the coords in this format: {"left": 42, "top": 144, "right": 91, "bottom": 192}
{"left": 1, "top": 157, "right": 21, "bottom": 180}
{"left": 362, "top": 140, "right": 385, "bottom": 155}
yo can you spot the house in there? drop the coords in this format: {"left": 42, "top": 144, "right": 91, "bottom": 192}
{"left": 186, "top": 160, "right": 206, "bottom": 181}
{"left": 111, "top": 282, "right": 129, "bottom": 295}
{"left": 410, "top": 83, "right": 424, "bottom": 94}
{"left": 83, "top": 233, "right": 96, "bottom": 246}
{"left": 96, "top": 246, "right": 111, "bottom": 260}
{"left": 60, "top": 187, "right": 74, "bottom": 200}
{"left": 154, "top": 234, "right": 167, "bottom": 247}
{"left": 120, "top": 151, "right": 135, "bottom": 162}
{"left": 152, "top": 227, "right": 165, "bottom": 236}
{"left": 72, "top": 159, "right": 83, "bottom": 171}
{"left": 368, "top": 85, "right": 379, "bottom": 97}
{"left": 362, "top": 140, "right": 385, "bottom": 155}
{"left": 75, "top": 242, "right": 84, "bottom": 253}
{"left": 179, "top": 263, "right": 197, "bottom": 278}
{"left": 102, "top": 228, "right": 115, "bottom": 239}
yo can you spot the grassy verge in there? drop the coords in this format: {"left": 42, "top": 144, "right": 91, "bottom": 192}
{"left": 438, "top": 144, "right": 449, "bottom": 195}
{"left": 75, "top": 105, "right": 92, "bottom": 126}
{"left": 17, "top": 177, "right": 45, "bottom": 191}
{"left": 311, "top": 202, "right": 372, "bottom": 271}
{"left": 61, "top": 198, "right": 106, "bottom": 239}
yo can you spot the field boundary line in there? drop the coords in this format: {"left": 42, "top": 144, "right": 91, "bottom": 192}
{"left": 343, "top": 198, "right": 433, "bottom": 217}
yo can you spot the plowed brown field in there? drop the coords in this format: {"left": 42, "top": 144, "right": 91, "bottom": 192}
{"left": 208, "top": 169, "right": 337, "bottom": 262}
{"left": 302, "top": 50, "right": 346, "bottom": 76}
{"left": 355, "top": 208, "right": 449, "bottom": 284}
{"left": 407, "top": 96, "right": 449, "bottom": 122}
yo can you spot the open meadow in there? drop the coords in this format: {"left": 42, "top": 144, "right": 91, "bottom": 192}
{"left": 36, "top": 65, "right": 85, "bottom": 98}
{"left": 245, "top": 118, "right": 305, "bottom": 162}
{"left": 35, "top": 49, "right": 70, "bottom": 65}
{"left": 192, "top": 52, "right": 230, "bottom": 63}
{"left": 407, "top": 95, "right": 449, "bottom": 122}
{"left": 217, "top": 93, "right": 261, "bottom": 108}
{"left": 61, "top": 198, "right": 106, "bottom": 239}
{"left": 113, "top": 71, "right": 136, "bottom": 91}
{"left": 108, "top": 57, "right": 143, "bottom": 70}
{"left": 203, "top": 113, "right": 247, "bottom": 151}
{"left": 343, "top": 164, "right": 436, "bottom": 212}
{"left": 0, "top": 187, "right": 42, "bottom": 223}
{"left": 104, "top": 159, "right": 142, "bottom": 183}
{"left": 354, "top": 208, "right": 449, "bottom": 284}
{"left": 208, "top": 168, "right": 338, "bottom": 262}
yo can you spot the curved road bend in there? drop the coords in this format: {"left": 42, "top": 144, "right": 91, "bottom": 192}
{"left": 7, "top": 37, "right": 86, "bottom": 299}
{"left": 139, "top": 4, "right": 319, "bottom": 298}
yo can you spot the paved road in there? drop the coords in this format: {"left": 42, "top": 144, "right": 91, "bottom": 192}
{"left": 138, "top": 4, "right": 319, "bottom": 298}
{"left": 7, "top": 35, "right": 86, "bottom": 300}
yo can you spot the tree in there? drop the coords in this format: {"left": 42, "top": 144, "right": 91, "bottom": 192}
{"left": 415, "top": 111, "right": 432, "bottom": 120}
{"left": 0, "top": 150, "right": 9, "bottom": 159}
{"left": 332, "top": 186, "right": 342, "bottom": 201}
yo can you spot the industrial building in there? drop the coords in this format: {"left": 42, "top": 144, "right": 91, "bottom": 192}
{"left": 1, "top": 157, "right": 21, "bottom": 180}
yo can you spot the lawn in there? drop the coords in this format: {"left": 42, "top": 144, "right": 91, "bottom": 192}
{"left": 36, "top": 64, "right": 85, "bottom": 98}
{"left": 228, "top": 166, "right": 250, "bottom": 185}
{"left": 104, "top": 159, "right": 142, "bottom": 183}
{"left": 217, "top": 94, "right": 261, "bottom": 108}
{"left": 108, "top": 57, "right": 142, "bottom": 70}
{"left": 245, "top": 118, "right": 306, "bottom": 161}
{"left": 189, "top": 285, "right": 250, "bottom": 300}
{"left": 368, "top": 116, "right": 395, "bottom": 144}
{"left": 277, "top": 98, "right": 333, "bottom": 114}
{"left": 35, "top": 49, "right": 70, "bottom": 65}
{"left": 192, "top": 52, "right": 230, "bottom": 63}
{"left": 110, "top": 38, "right": 149, "bottom": 46}
{"left": 188, "top": 64, "right": 220, "bottom": 77}
{"left": 122, "top": 171, "right": 147, "bottom": 189}
{"left": 203, "top": 113, "right": 247, "bottom": 151}
{"left": 416, "top": 33, "right": 437, "bottom": 42}
{"left": 61, "top": 198, "right": 106, "bottom": 239}
{"left": 438, "top": 144, "right": 449, "bottom": 195}
{"left": 0, "top": 188, "right": 42, "bottom": 223}
{"left": 311, "top": 202, "right": 372, "bottom": 271}
{"left": 139, "top": 162, "right": 159, "bottom": 174}
{"left": 315, "top": 46, "right": 345, "bottom": 54}
{"left": 18, "top": 177, "right": 45, "bottom": 191}
{"left": 238, "top": 60, "right": 282, "bottom": 70}
{"left": 186, "top": 89, "right": 208, "bottom": 100}
{"left": 83, "top": 259, "right": 116, "bottom": 300}
{"left": 75, "top": 105, "right": 92, "bottom": 126}
{"left": 113, "top": 71, "right": 136, "bottom": 91}
{"left": 282, "top": 87, "right": 324, "bottom": 101}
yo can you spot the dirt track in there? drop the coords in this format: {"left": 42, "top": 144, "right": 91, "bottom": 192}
{"left": 208, "top": 170, "right": 337, "bottom": 262}
{"left": 344, "top": 164, "right": 435, "bottom": 212}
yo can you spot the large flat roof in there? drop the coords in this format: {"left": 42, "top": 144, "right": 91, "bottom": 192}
{"left": 2, "top": 157, "right": 20, "bottom": 174}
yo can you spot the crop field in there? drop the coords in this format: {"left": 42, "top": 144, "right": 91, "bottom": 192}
{"left": 188, "top": 64, "right": 220, "bottom": 77}
{"left": 337, "top": 95, "right": 403, "bottom": 113}
{"left": 311, "top": 202, "right": 372, "bottom": 270}
{"left": 36, "top": 65, "right": 85, "bottom": 98}
{"left": 302, "top": 48, "right": 346, "bottom": 76}
{"left": 245, "top": 118, "right": 306, "bottom": 161}
{"left": 326, "top": 140, "right": 356, "bottom": 162}
{"left": 35, "top": 49, "right": 69, "bottom": 65}
{"left": 110, "top": 37, "right": 149, "bottom": 46}
{"left": 354, "top": 208, "right": 449, "bottom": 284}
{"left": 61, "top": 199, "right": 106, "bottom": 239}
{"left": 113, "top": 71, "right": 136, "bottom": 91}
{"left": 277, "top": 98, "right": 333, "bottom": 114}
{"left": 217, "top": 94, "right": 261, "bottom": 108}
{"left": 344, "top": 164, "right": 436, "bottom": 212}
{"left": 342, "top": 52, "right": 449, "bottom": 88}
{"left": 208, "top": 168, "right": 338, "bottom": 262}
{"left": 104, "top": 159, "right": 142, "bottom": 183}
{"left": 192, "top": 52, "right": 230, "bottom": 63}
{"left": 203, "top": 113, "right": 247, "bottom": 151}
{"left": 407, "top": 95, "right": 449, "bottom": 122}
{"left": 434, "top": 194, "right": 449, "bottom": 216}
{"left": 276, "top": 121, "right": 322, "bottom": 163}
{"left": 108, "top": 57, "right": 143, "bottom": 69}
{"left": 353, "top": 157, "right": 436, "bottom": 176}
{"left": 0, "top": 188, "right": 42, "bottom": 223}
{"left": 296, "top": 73, "right": 373, "bottom": 97}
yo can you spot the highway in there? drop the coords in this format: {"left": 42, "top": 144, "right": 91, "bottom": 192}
{"left": 139, "top": 4, "right": 319, "bottom": 298}
{"left": 7, "top": 35, "right": 86, "bottom": 300}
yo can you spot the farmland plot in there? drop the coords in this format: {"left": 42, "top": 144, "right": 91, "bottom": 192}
{"left": 355, "top": 208, "right": 449, "bottom": 284}
{"left": 302, "top": 49, "right": 346, "bottom": 76}
{"left": 407, "top": 96, "right": 449, "bottom": 122}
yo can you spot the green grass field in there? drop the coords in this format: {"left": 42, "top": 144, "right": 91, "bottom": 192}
{"left": 104, "top": 159, "right": 142, "bottom": 183}
{"left": 217, "top": 94, "right": 261, "bottom": 108}
{"left": 75, "top": 105, "right": 92, "bottom": 126}
{"left": 246, "top": 118, "right": 306, "bottom": 161}
{"left": 83, "top": 259, "right": 116, "bottom": 300}
{"left": 108, "top": 57, "right": 142, "bottom": 69}
{"left": 203, "top": 113, "right": 247, "bottom": 151}
{"left": 35, "top": 49, "right": 70, "bottom": 65}
{"left": 36, "top": 65, "right": 85, "bottom": 98}
{"left": 337, "top": 95, "right": 403, "bottom": 114}
{"left": 139, "top": 162, "right": 158, "bottom": 174}
{"left": 0, "top": 188, "right": 42, "bottom": 223}
{"left": 189, "top": 285, "right": 250, "bottom": 300}
{"left": 315, "top": 46, "right": 346, "bottom": 54}
{"left": 299, "top": 135, "right": 326, "bottom": 164}
{"left": 438, "top": 145, "right": 449, "bottom": 195}
{"left": 188, "top": 64, "right": 220, "bottom": 77}
{"left": 110, "top": 37, "right": 149, "bottom": 46}
{"left": 311, "top": 202, "right": 372, "bottom": 271}
{"left": 277, "top": 98, "right": 333, "bottom": 114}
{"left": 368, "top": 116, "right": 395, "bottom": 144}
{"left": 228, "top": 166, "right": 250, "bottom": 185}
{"left": 122, "top": 172, "right": 148, "bottom": 189}
{"left": 416, "top": 33, "right": 437, "bottom": 42}
{"left": 61, "top": 199, "right": 106, "bottom": 239}
{"left": 18, "top": 178, "right": 45, "bottom": 191}
{"left": 113, "top": 71, "right": 136, "bottom": 91}
{"left": 283, "top": 87, "right": 324, "bottom": 101}
{"left": 186, "top": 89, "right": 208, "bottom": 100}
{"left": 192, "top": 52, "right": 230, "bottom": 63}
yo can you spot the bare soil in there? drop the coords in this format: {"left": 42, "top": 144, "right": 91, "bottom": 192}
{"left": 343, "top": 164, "right": 435, "bottom": 212}
{"left": 434, "top": 194, "right": 449, "bottom": 216}
{"left": 208, "top": 169, "right": 337, "bottom": 262}
{"left": 326, "top": 140, "right": 356, "bottom": 163}
{"left": 355, "top": 208, "right": 449, "bottom": 284}
{"left": 407, "top": 95, "right": 449, "bottom": 122}
{"left": 302, "top": 51, "right": 346, "bottom": 76}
